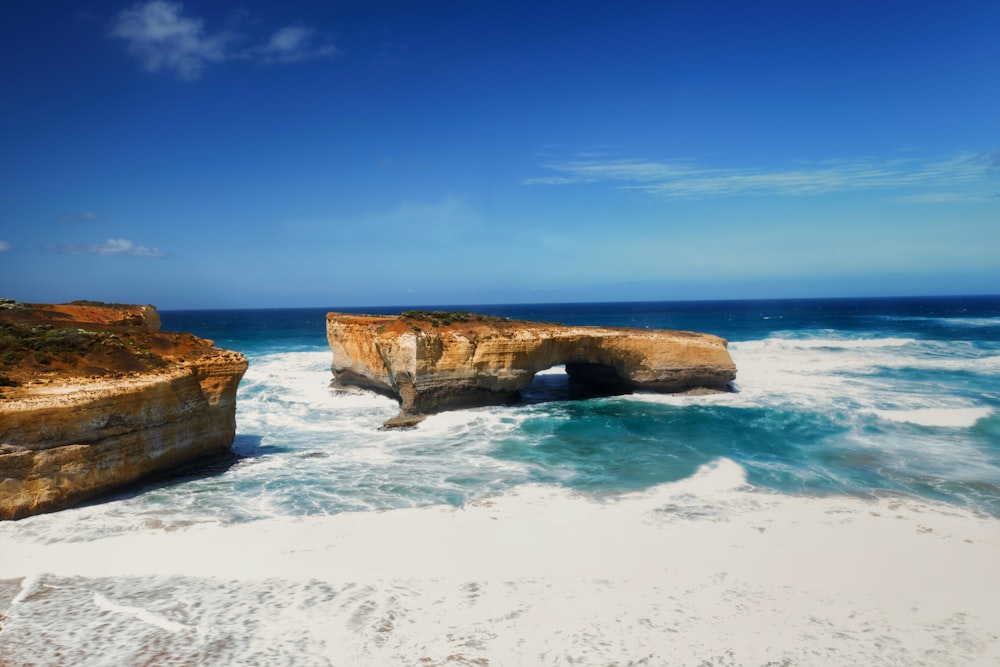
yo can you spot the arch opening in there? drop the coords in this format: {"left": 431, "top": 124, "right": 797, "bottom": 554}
{"left": 516, "top": 362, "right": 632, "bottom": 406}
{"left": 565, "top": 361, "right": 631, "bottom": 392}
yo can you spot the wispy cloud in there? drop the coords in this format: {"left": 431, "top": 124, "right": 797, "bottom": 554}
{"left": 0, "top": 241, "right": 10, "bottom": 253}
{"left": 255, "top": 26, "right": 339, "bottom": 64}
{"left": 378, "top": 196, "right": 482, "bottom": 231}
{"left": 525, "top": 151, "right": 998, "bottom": 201}
{"left": 373, "top": 40, "right": 408, "bottom": 67}
{"left": 111, "top": 2, "right": 337, "bottom": 80}
{"left": 283, "top": 195, "right": 483, "bottom": 247}
{"left": 57, "top": 211, "right": 100, "bottom": 223}
{"left": 892, "top": 193, "right": 983, "bottom": 204}
{"left": 53, "top": 238, "right": 166, "bottom": 258}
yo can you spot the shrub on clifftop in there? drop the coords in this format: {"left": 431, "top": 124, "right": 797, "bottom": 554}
{"left": 399, "top": 311, "right": 508, "bottom": 327}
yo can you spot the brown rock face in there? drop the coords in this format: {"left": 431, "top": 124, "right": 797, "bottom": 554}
{"left": 327, "top": 311, "right": 736, "bottom": 427}
{"left": 0, "top": 300, "right": 247, "bottom": 520}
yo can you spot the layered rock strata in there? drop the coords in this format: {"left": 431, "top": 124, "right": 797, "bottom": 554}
{"left": 0, "top": 300, "right": 247, "bottom": 520}
{"left": 327, "top": 311, "right": 736, "bottom": 427}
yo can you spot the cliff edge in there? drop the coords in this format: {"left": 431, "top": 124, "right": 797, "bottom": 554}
{"left": 0, "top": 299, "right": 248, "bottom": 520}
{"left": 327, "top": 311, "right": 736, "bottom": 427}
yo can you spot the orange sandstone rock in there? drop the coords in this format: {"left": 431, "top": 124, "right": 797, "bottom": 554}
{"left": 327, "top": 311, "right": 736, "bottom": 427}
{"left": 0, "top": 300, "right": 247, "bottom": 520}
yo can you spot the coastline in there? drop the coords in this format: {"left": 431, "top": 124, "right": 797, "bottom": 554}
{"left": 2, "top": 297, "right": 998, "bottom": 664}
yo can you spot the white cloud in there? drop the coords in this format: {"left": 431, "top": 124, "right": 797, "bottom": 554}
{"left": 112, "top": 1, "right": 233, "bottom": 80}
{"left": 111, "top": 2, "right": 338, "bottom": 80}
{"left": 257, "top": 26, "right": 339, "bottom": 64}
{"left": 56, "top": 238, "right": 166, "bottom": 258}
{"left": 0, "top": 241, "right": 10, "bottom": 252}
{"left": 525, "top": 152, "right": 998, "bottom": 200}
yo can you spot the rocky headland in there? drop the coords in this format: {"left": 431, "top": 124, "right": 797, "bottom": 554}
{"left": 327, "top": 311, "right": 736, "bottom": 427}
{"left": 0, "top": 299, "right": 247, "bottom": 520}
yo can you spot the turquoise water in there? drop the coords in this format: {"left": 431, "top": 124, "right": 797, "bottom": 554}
{"left": 107, "top": 295, "right": 1000, "bottom": 524}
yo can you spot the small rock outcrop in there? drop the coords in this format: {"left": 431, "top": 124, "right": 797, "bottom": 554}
{"left": 327, "top": 311, "right": 736, "bottom": 427}
{"left": 0, "top": 300, "right": 247, "bottom": 520}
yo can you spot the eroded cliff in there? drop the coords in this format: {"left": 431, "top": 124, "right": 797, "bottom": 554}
{"left": 0, "top": 300, "right": 247, "bottom": 520}
{"left": 327, "top": 311, "right": 736, "bottom": 427}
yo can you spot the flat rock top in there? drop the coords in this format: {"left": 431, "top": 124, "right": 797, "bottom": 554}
{"left": 329, "top": 311, "right": 535, "bottom": 334}
{"left": 327, "top": 311, "right": 712, "bottom": 340}
{"left": 0, "top": 299, "right": 236, "bottom": 399}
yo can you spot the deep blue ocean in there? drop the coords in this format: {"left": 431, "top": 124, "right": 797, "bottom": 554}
{"left": 122, "top": 294, "right": 1000, "bottom": 522}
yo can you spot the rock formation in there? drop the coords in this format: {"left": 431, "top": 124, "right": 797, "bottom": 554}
{"left": 327, "top": 311, "right": 736, "bottom": 427}
{"left": 0, "top": 300, "right": 247, "bottom": 520}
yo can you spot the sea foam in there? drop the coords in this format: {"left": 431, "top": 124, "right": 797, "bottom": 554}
{"left": 873, "top": 407, "right": 994, "bottom": 428}
{"left": 2, "top": 459, "right": 999, "bottom": 665}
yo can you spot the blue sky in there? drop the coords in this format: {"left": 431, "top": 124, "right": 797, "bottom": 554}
{"left": 1, "top": 1, "right": 998, "bottom": 309}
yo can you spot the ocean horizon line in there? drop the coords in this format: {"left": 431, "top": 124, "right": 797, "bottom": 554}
{"left": 157, "top": 292, "right": 1000, "bottom": 314}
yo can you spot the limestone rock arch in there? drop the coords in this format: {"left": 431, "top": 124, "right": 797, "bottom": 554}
{"left": 327, "top": 312, "right": 737, "bottom": 427}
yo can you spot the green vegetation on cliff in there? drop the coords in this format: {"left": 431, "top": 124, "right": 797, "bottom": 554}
{"left": 399, "top": 310, "right": 509, "bottom": 327}
{"left": 0, "top": 319, "right": 167, "bottom": 378}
